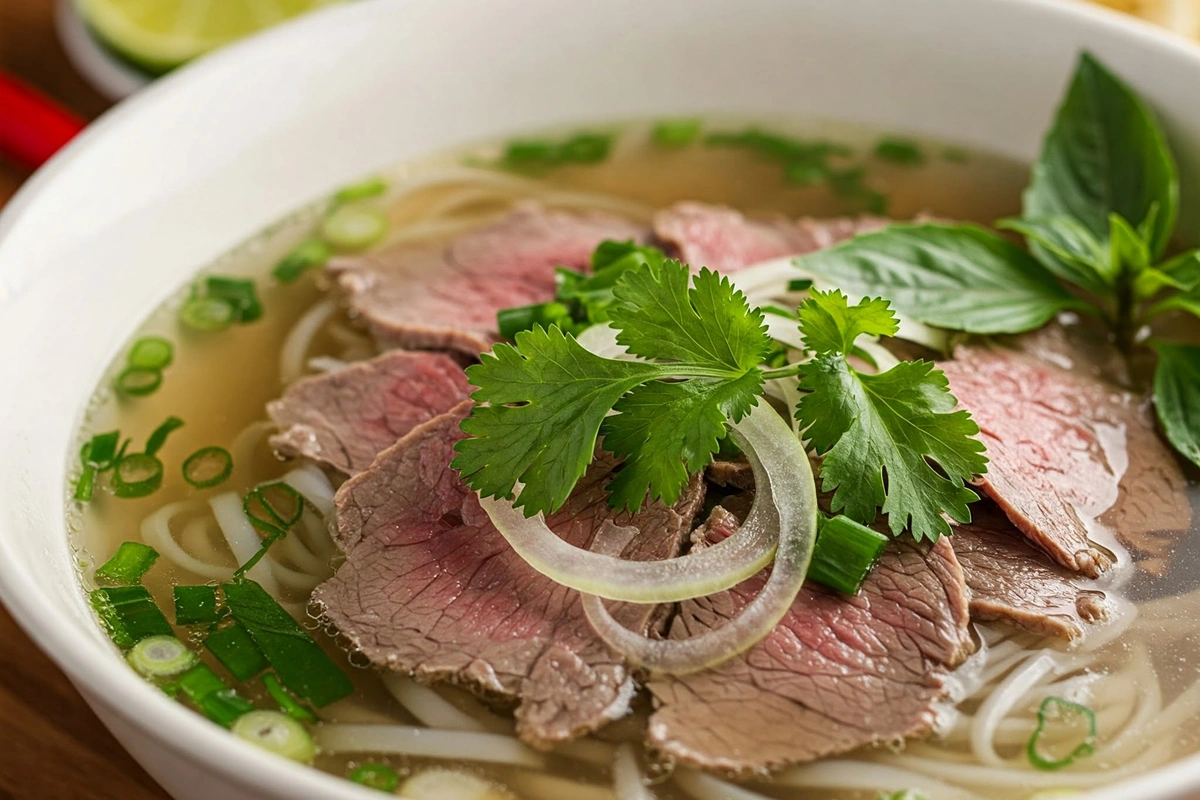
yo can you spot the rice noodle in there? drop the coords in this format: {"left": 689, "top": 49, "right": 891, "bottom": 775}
{"left": 381, "top": 674, "right": 488, "bottom": 732}
{"left": 280, "top": 299, "right": 337, "bottom": 385}
{"left": 581, "top": 401, "right": 817, "bottom": 674}
{"left": 140, "top": 501, "right": 234, "bottom": 581}
{"left": 313, "top": 724, "right": 544, "bottom": 768}
{"left": 209, "top": 491, "right": 280, "bottom": 595}
{"left": 512, "top": 773, "right": 618, "bottom": 800}
{"left": 281, "top": 463, "right": 337, "bottom": 519}
{"left": 970, "top": 652, "right": 1057, "bottom": 766}
{"left": 775, "top": 759, "right": 984, "bottom": 799}
{"left": 555, "top": 737, "right": 617, "bottom": 767}
{"left": 674, "top": 770, "right": 775, "bottom": 800}
{"left": 613, "top": 743, "right": 656, "bottom": 800}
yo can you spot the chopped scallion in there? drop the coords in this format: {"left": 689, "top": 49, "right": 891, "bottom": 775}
{"left": 111, "top": 453, "right": 164, "bottom": 499}
{"left": 263, "top": 672, "right": 318, "bottom": 723}
{"left": 127, "top": 635, "right": 198, "bottom": 679}
{"left": 497, "top": 301, "right": 572, "bottom": 341}
{"left": 177, "top": 663, "right": 255, "bottom": 728}
{"left": 94, "top": 541, "right": 160, "bottom": 586}
{"left": 761, "top": 305, "right": 799, "bottom": 319}
{"left": 173, "top": 585, "right": 220, "bottom": 626}
{"left": 874, "top": 136, "right": 925, "bottom": 166}
{"left": 787, "top": 278, "right": 814, "bottom": 293}
{"left": 83, "top": 430, "right": 122, "bottom": 468}
{"left": 74, "top": 465, "right": 97, "bottom": 502}
{"left": 204, "top": 276, "right": 263, "bottom": 324}
{"left": 493, "top": 132, "right": 615, "bottom": 172}
{"left": 232, "top": 710, "right": 316, "bottom": 763}
{"left": 115, "top": 366, "right": 163, "bottom": 397}
{"left": 350, "top": 764, "right": 400, "bottom": 793}
{"left": 1027, "top": 696, "right": 1097, "bottom": 771}
{"left": 222, "top": 580, "right": 354, "bottom": 707}
{"left": 235, "top": 482, "right": 305, "bottom": 578}
{"left": 145, "top": 416, "right": 185, "bottom": 457}
{"left": 272, "top": 239, "right": 332, "bottom": 284}
{"left": 321, "top": 206, "right": 389, "bottom": 252}
{"left": 179, "top": 297, "right": 236, "bottom": 332}
{"left": 807, "top": 515, "right": 889, "bottom": 595}
{"left": 652, "top": 119, "right": 703, "bottom": 148}
{"left": 182, "top": 446, "right": 233, "bottom": 489}
{"left": 333, "top": 176, "right": 388, "bottom": 204}
{"left": 90, "top": 586, "right": 173, "bottom": 648}
{"left": 204, "top": 622, "right": 269, "bottom": 681}
{"left": 128, "top": 337, "right": 174, "bottom": 370}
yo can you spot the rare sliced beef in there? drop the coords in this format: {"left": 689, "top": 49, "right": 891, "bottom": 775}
{"left": 647, "top": 520, "right": 973, "bottom": 774}
{"left": 652, "top": 202, "right": 890, "bottom": 272}
{"left": 940, "top": 344, "right": 1191, "bottom": 578}
{"left": 953, "top": 501, "right": 1108, "bottom": 640}
{"left": 330, "top": 203, "right": 646, "bottom": 356}
{"left": 267, "top": 351, "right": 469, "bottom": 475}
{"left": 315, "top": 402, "right": 705, "bottom": 749}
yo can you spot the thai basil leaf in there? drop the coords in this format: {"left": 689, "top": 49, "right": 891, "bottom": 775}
{"left": 794, "top": 223, "right": 1081, "bottom": 334}
{"left": 1108, "top": 213, "right": 1151, "bottom": 278}
{"left": 1024, "top": 52, "right": 1177, "bottom": 260}
{"left": 1153, "top": 343, "right": 1200, "bottom": 469}
{"left": 998, "top": 216, "right": 1111, "bottom": 294}
{"left": 1137, "top": 249, "right": 1200, "bottom": 299}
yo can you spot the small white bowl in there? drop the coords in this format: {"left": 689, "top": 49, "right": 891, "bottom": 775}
{"left": 3, "top": 1, "right": 1200, "bottom": 798}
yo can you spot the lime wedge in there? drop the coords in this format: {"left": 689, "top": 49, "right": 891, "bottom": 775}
{"left": 1088, "top": 0, "right": 1200, "bottom": 37}
{"left": 76, "top": 0, "right": 340, "bottom": 74}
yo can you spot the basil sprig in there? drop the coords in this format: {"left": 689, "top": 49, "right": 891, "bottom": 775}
{"left": 796, "top": 52, "right": 1200, "bottom": 469}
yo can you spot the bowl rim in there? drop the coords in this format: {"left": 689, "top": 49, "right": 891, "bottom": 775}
{"left": 3, "top": 0, "right": 1200, "bottom": 798}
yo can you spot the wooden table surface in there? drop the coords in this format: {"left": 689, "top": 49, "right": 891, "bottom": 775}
{"left": 0, "top": 3, "right": 168, "bottom": 799}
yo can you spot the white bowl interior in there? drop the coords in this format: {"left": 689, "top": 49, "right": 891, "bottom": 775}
{"left": 3, "top": 0, "right": 1200, "bottom": 797}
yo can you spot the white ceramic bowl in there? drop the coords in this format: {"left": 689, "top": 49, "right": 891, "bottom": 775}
{"left": 3, "top": 1, "right": 1200, "bottom": 797}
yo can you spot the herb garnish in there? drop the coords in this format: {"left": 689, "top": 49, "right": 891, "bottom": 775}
{"left": 489, "top": 131, "right": 615, "bottom": 173}
{"left": 796, "top": 52, "right": 1200, "bottom": 470}
{"left": 456, "top": 260, "right": 982, "bottom": 541}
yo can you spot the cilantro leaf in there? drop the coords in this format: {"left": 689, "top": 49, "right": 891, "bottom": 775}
{"left": 608, "top": 260, "right": 771, "bottom": 371}
{"left": 796, "top": 290, "right": 987, "bottom": 541}
{"left": 457, "top": 260, "right": 771, "bottom": 516}
{"left": 453, "top": 325, "right": 659, "bottom": 515}
{"left": 799, "top": 292, "right": 897, "bottom": 353}
{"left": 601, "top": 372, "right": 763, "bottom": 510}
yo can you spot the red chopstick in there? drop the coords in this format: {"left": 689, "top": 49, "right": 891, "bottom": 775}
{"left": 0, "top": 70, "right": 87, "bottom": 171}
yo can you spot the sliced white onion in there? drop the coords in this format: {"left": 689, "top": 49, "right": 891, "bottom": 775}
{"left": 280, "top": 299, "right": 337, "bottom": 385}
{"left": 575, "top": 323, "right": 629, "bottom": 359}
{"left": 479, "top": 441, "right": 779, "bottom": 604}
{"left": 581, "top": 400, "right": 817, "bottom": 674}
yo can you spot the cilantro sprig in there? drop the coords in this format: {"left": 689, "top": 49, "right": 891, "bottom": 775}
{"left": 795, "top": 52, "right": 1200, "bottom": 472}
{"left": 456, "top": 258, "right": 986, "bottom": 546}
{"left": 797, "top": 291, "right": 987, "bottom": 541}
{"left": 453, "top": 260, "right": 773, "bottom": 515}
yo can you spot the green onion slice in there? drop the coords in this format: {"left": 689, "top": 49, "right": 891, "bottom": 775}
{"left": 177, "top": 663, "right": 255, "bottom": 728}
{"left": 174, "top": 585, "right": 220, "bottom": 626}
{"left": 94, "top": 541, "right": 160, "bottom": 586}
{"left": 204, "top": 276, "right": 263, "bottom": 324}
{"left": 179, "top": 297, "right": 236, "bottom": 332}
{"left": 272, "top": 238, "right": 332, "bottom": 284}
{"left": 127, "top": 635, "right": 198, "bottom": 679}
{"left": 112, "top": 453, "right": 165, "bottom": 499}
{"left": 145, "top": 416, "right": 185, "bottom": 457}
{"left": 350, "top": 764, "right": 400, "bottom": 793}
{"left": 263, "top": 672, "right": 319, "bottom": 723}
{"left": 321, "top": 206, "right": 389, "bottom": 252}
{"left": 115, "top": 367, "right": 163, "bottom": 397}
{"left": 1028, "top": 696, "right": 1097, "bottom": 770}
{"left": 83, "top": 430, "right": 122, "bottom": 469}
{"left": 497, "top": 301, "right": 572, "bottom": 341}
{"left": 232, "top": 710, "right": 316, "bottom": 763}
{"left": 183, "top": 446, "right": 233, "bottom": 489}
{"left": 333, "top": 176, "right": 388, "bottom": 204}
{"left": 222, "top": 580, "right": 354, "bottom": 707}
{"left": 74, "top": 465, "right": 98, "bottom": 502}
{"left": 652, "top": 119, "right": 703, "bottom": 148}
{"left": 204, "top": 622, "right": 269, "bottom": 681}
{"left": 90, "top": 586, "right": 174, "bottom": 648}
{"left": 807, "top": 515, "right": 888, "bottom": 595}
{"left": 128, "top": 336, "right": 174, "bottom": 370}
